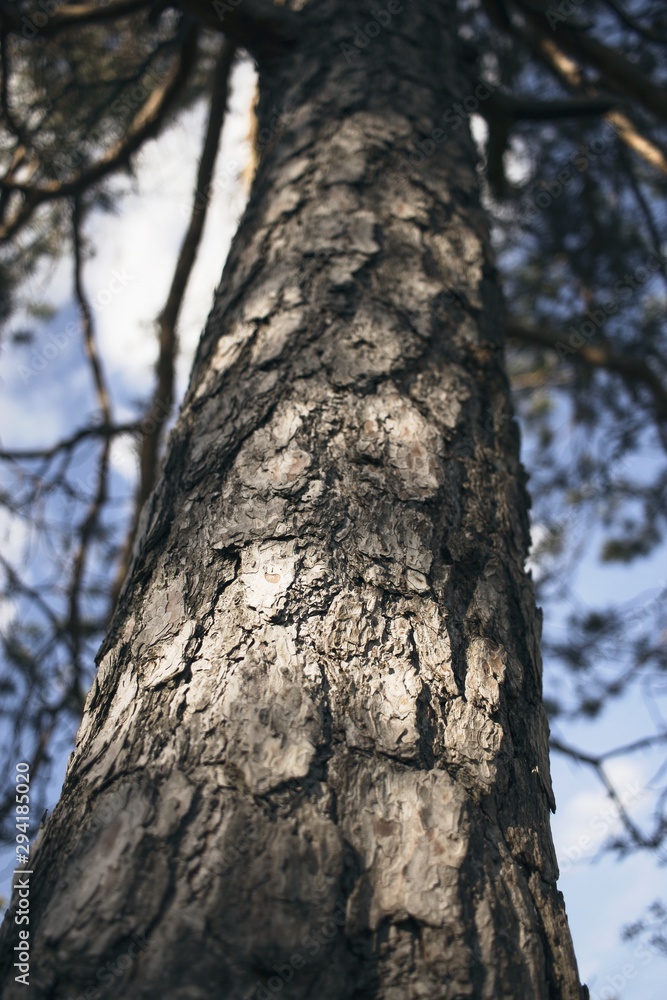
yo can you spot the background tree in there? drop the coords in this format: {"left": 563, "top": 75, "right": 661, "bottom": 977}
{"left": 0, "top": 0, "right": 665, "bottom": 996}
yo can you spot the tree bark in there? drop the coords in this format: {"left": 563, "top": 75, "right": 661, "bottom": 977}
{"left": 0, "top": 2, "right": 585, "bottom": 997}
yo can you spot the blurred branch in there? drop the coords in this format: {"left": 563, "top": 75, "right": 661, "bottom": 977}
{"left": 0, "top": 551, "right": 64, "bottom": 636}
{"left": 0, "top": 422, "right": 138, "bottom": 462}
{"left": 112, "top": 36, "right": 236, "bottom": 605}
{"left": 512, "top": 10, "right": 667, "bottom": 176}
{"left": 65, "top": 197, "right": 113, "bottom": 710}
{"left": 0, "top": 0, "right": 150, "bottom": 36}
{"left": 0, "top": 23, "right": 199, "bottom": 241}
{"left": 602, "top": 731, "right": 667, "bottom": 761}
{"left": 490, "top": 92, "right": 619, "bottom": 121}
{"left": 507, "top": 320, "right": 667, "bottom": 423}
{"left": 620, "top": 147, "right": 667, "bottom": 294}
{"left": 550, "top": 735, "right": 665, "bottom": 852}
{"left": 515, "top": 0, "right": 667, "bottom": 125}
{"left": 480, "top": 0, "right": 513, "bottom": 32}
{"left": 175, "top": 0, "right": 302, "bottom": 58}
{"left": 481, "top": 92, "right": 620, "bottom": 196}
{"left": 605, "top": 110, "right": 667, "bottom": 177}
{"left": 0, "top": 27, "right": 28, "bottom": 146}
{"left": 0, "top": 189, "right": 135, "bottom": 820}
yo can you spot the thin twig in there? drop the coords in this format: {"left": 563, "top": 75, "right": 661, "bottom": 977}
{"left": 620, "top": 146, "right": 667, "bottom": 295}
{"left": 65, "top": 197, "right": 114, "bottom": 708}
{"left": 550, "top": 736, "right": 665, "bottom": 851}
{"left": 507, "top": 321, "right": 667, "bottom": 424}
{"left": 0, "top": 421, "right": 138, "bottom": 462}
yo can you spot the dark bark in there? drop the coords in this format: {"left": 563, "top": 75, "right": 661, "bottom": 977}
{"left": 0, "top": 2, "right": 584, "bottom": 997}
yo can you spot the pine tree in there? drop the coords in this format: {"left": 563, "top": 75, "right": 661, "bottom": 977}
{"left": 1, "top": 1, "right": 666, "bottom": 997}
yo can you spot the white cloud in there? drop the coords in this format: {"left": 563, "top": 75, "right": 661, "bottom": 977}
{"left": 109, "top": 434, "right": 138, "bottom": 482}
{"left": 81, "top": 57, "right": 257, "bottom": 399}
{"left": 553, "top": 757, "right": 651, "bottom": 876}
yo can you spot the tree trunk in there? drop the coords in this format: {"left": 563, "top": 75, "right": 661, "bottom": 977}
{"left": 0, "top": 2, "right": 585, "bottom": 997}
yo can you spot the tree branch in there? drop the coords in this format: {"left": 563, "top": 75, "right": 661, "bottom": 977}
{"left": 0, "top": 422, "right": 138, "bottom": 462}
{"left": 479, "top": 91, "right": 619, "bottom": 194}
{"left": 507, "top": 320, "right": 667, "bottom": 422}
{"left": 599, "top": 0, "right": 667, "bottom": 44}
{"left": 174, "top": 0, "right": 302, "bottom": 59}
{"left": 518, "top": 26, "right": 667, "bottom": 177}
{"left": 0, "top": 24, "right": 199, "bottom": 240}
{"left": 0, "top": 0, "right": 150, "bottom": 36}
{"left": 515, "top": 0, "right": 667, "bottom": 126}
{"left": 605, "top": 109, "right": 667, "bottom": 177}
{"left": 620, "top": 145, "right": 667, "bottom": 294}
{"left": 489, "top": 91, "right": 619, "bottom": 121}
{"left": 0, "top": 551, "right": 64, "bottom": 636}
{"left": 550, "top": 736, "right": 662, "bottom": 851}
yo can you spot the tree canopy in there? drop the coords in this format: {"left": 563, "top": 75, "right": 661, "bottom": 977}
{"left": 0, "top": 0, "right": 666, "bottom": 981}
